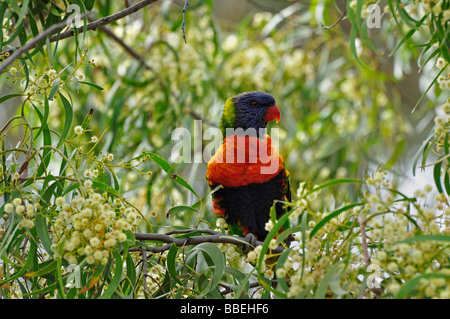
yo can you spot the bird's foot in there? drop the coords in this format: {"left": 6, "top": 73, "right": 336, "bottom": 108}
{"left": 242, "top": 233, "right": 257, "bottom": 253}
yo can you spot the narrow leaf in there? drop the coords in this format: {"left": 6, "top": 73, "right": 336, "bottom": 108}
{"left": 57, "top": 92, "right": 73, "bottom": 149}
{"left": 99, "top": 250, "right": 123, "bottom": 299}
{"left": 310, "top": 203, "right": 363, "bottom": 239}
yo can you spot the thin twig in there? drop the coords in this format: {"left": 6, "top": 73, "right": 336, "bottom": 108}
{"left": 185, "top": 109, "right": 217, "bottom": 127}
{"left": 141, "top": 246, "right": 148, "bottom": 293}
{"left": 359, "top": 215, "right": 370, "bottom": 267}
{"left": 96, "top": 24, "right": 154, "bottom": 71}
{"left": 219, "top": 278, "right": 288, "bottom": 296}
{"left": 421, "top": 151, "right": 450, "bottom": 168}
{"left": 182, "top": 239, "right": 189, "bottom": 295}
{"left": 322, "top": 8, "right": 347, "bottom": 29}
{"left": 0, "top": 0, "right": 159, "bottom": 73}
{"left": 181, "top": 0, "right": 189, "bottom": 43}
{"left": 247, "top": 0, "right": 278, "bottom": 13}
{"left": 164, "top": 228, "right": 218, "bottom": 236}
{"left": 0, "top": 12, "right": 89, "bottom": 74}
{"left": 361, "top": 287, "right": 384, "bottom": 299}
{"left": 132, "top": 229, "right": 286, "bottom": 254}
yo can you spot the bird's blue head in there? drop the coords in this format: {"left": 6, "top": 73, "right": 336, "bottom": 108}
{"left": 219, "top": 91, "right": 280, "bottom": 137}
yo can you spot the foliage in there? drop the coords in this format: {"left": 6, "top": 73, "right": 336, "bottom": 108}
{"left": 0, "top": 0, "right": 449, "bottom": 298}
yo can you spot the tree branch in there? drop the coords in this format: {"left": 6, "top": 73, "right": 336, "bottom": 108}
{"left": 218, "top": 278, "right": 287, "bottom": 296}
{"left": 322, "top": 8, "right": 347, "bottom": 30}
{"left": 132, "top": 229, "right": 286, "bottom": 254}
{"left": 0, "top": 11, "right": 90, "bottom": 73}
{"left": 181, "top": 0, "right": 189, "bottom": 43}
{"left": 184, "top": 108, "right": 217, "bottom": 127}
{"left": 0, "top": 0, "right": 159, "bottom": 73}
{"left": 96, "top": 24, "right": 154, "bottom": 71}
{"left": 359, "top": 215, "right": 370, "bottom": 266}
{"left": 141, "top": 246, "right": 148, "bottom": 294}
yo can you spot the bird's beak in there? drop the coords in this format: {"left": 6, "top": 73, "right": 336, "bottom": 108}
{"left": 265, "top": 105, "right": 281, "bottom": 124}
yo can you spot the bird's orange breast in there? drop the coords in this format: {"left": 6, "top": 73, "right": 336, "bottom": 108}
{"left": 206, "top": 135, "right": 284, "bottom": 188}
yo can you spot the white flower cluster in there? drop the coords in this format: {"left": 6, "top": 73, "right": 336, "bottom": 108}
{"left": 2, "top": 17, "right": 11, "bottom": 42}
{"left": 51, "top": 181, "right": 142, "bottom": 265}
{"left": 240, "top": 169, "right": 450, "bottom": 298}
{"left": 436, "top": 57, "right": 450, "bottom": 90}
{"left": 433, "top": 98, "right": 450, "bottom": 141}
{"left": 3, "top": 198, "right": 39, "bottom": 229}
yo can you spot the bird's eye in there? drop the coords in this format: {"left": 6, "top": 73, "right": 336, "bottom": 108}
{"left": 251, "top": 101, "right": 258, "bottom": 108}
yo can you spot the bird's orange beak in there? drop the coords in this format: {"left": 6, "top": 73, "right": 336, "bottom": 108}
{"left": 265, "top": 105, "right": 281, "bottom": 124}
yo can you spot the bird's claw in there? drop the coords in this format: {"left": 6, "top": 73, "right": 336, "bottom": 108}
{"left": 242, "top": 233, "right": 257, "bottom": 253}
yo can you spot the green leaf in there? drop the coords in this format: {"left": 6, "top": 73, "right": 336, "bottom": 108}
{"left": 84, "top": 0, "right": 96, "bottom": 10}
{"left": 444, "top": 170, "right": 450, "bottom": 197}
{"left": 80, "top": 108, "right": 93, "bottom": 130}
{"left": 74, "top": 0, "right": 88, "bottom": 42}
{"left": 57, "top": 92, "right": 73, "bottom": 149}
{"left": 142, "top": 152, "right": 200, "bottom": 199}
{"left": 0, "top": 2, "right": 7, "bottom": 50}
{"left": 300, "top": 211, "right": 308, "bottom": 279}
{"left": 418, "top": 46, "right": 439, "bottom": 72}
{"left": 433, "top": 160, "right": 444, "bottom": 193}
{"left": 25, "top": 260, "right": 57, "bottom": 277}
{"left": 92, "top": 181, "right": 121, "bottom": 197}
{"left": 20, "top": 59, "right": 30, "bottom": 91}
{"left": 166, "top": 244, "right": 182, "bottom": 286}
{"left": 123, "top": 253, "right": 137, "bottom": 296}
{"left": 166, "top": 205, "right": 199, "bottom": 217}
{"left": 276, "top": 224, "right": 302, "bottom": 245}
{"left": 203, "top": 184, "right": 222, "bottom": 203}
{"left": 257, "top": 208, "right": 296, "bottom": 275}
{"left": 63, "top": 182, "right": 81, "bottom": 195}
{"left": 411, "top": 65, "right": 447, "bottom": 113}
{"left": 171, "top": 174, "right": 201, "bottom": 200}
{"left": 80, "top": 81, "right": 104, "bottom": 91}
{"left": 3, "top": 19, "right": 23, "bottom": 46}
{"left": 232, "top": 268, "right": 254, "bottom": 298}
{"left": 314, "top": 261, "right": 344, "bottom": 299}
{"left": 40, "top": 176, "right": 60, "bottom": 206}
{"left": 389, "top": 13, "right": 429, "bottom": 58}
{"left": 142, "top": 152, "right": 172, "bottom": 172}
{"left": 356, "top": 0, "right": 381, "bottom": 55}
{"left": 35, "top": 214, "right": 54, "bottom": 257}
{"left": 0, "top": 213, "right": 18, "bottom": 258}
{"left": 123, "top": 229, "right": 136, "bottom": 247}
{"left": 32, "top": 97, "right": 49, "bottom": 140}
{"left": 4, "top": 1, "right": 29, "bottom": 47}
{"left": 191, "top": 242, "right": 225, "bottom": 292}
{"left": 394, "top": 0, "right": 418, "bottom": 27}
{"left": 348, "top": 25, "right": 366, "bottom": 68}
{"left": 34, "top": 99, "right": 52, "bottom": 177}
{"left": 22, "top": 281, "right": 59, "bottom": 297}
{"left": 99, "top": 250, "right": 123, "bottom": 299}
{"left": 395, "top": 273, "right": 450, "bottom": 299}
{"left": 0, "top": 232, "right": 37, "bottom": 285}
{"left": 305, "top": 179, "right": 363, "bottom": 197}
{"left": 310, "top": 202, "right": 363, "bottom": 239}
{"left": 48, "top": 77, "right": 61, "bottom": 100}
{"left": 275, "top": 248, "right": 292, "bottom": 293}
{"left": 394, "top": 234, "right": 450, "bottom": 244}
{"left": 14, "top": 0, "right": 29, "bottom": 28}
{"left": 346, "top": 1, "right": 367, "bottom": 68}
{"left": 0, "top": 93, "right": 25, "bottom": 104}
{"left": 412, "top": 131, "right": 437, "bottom": 176}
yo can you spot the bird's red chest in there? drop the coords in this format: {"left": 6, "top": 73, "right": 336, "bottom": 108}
{"left": 206, "top": 135, "right": 284, "bottom": 188}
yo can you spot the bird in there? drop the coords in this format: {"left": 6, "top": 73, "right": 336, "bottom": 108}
{"left": 206, "top": 91, "right": 291, "bottom": 244}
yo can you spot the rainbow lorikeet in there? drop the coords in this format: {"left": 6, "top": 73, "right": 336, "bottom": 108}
{"left": 206, "top": 91, "right": 291, "bottom": 242}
